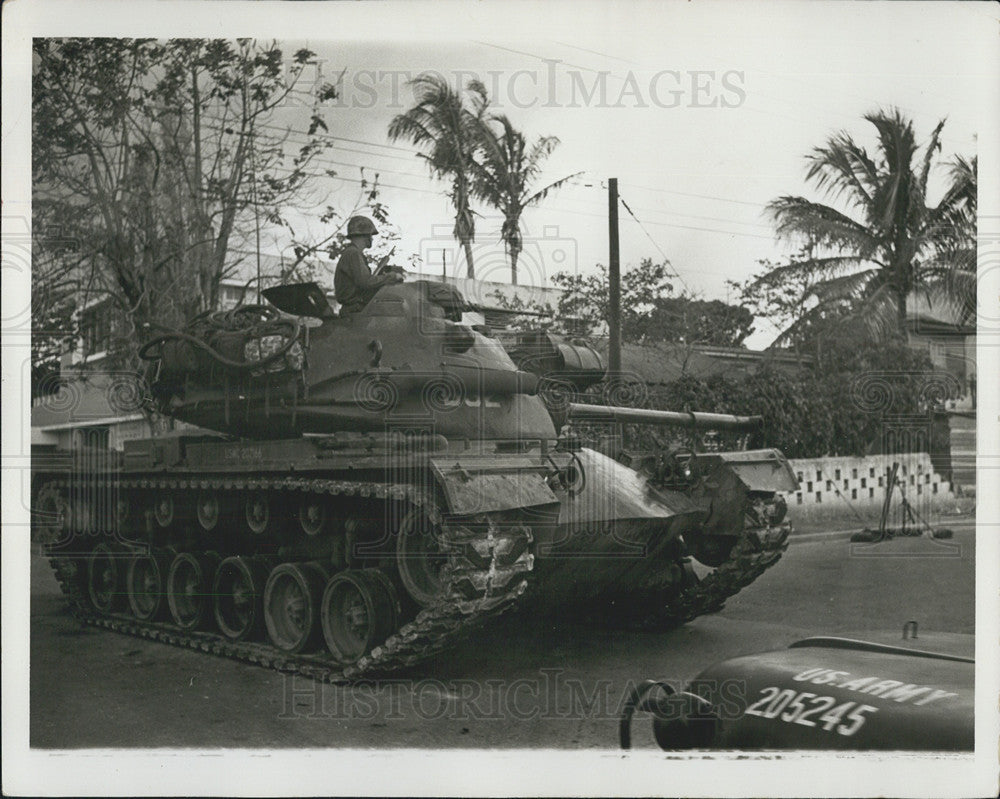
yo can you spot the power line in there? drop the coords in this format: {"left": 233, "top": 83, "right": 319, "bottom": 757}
{"left": 197, "top": 119, "right": 430, "bottom": 177}
{"left": 473, "top": 41, "right": 628, "bottom": 81}
{"left": 287, "top": 142, "right": 778, "bottom": 238}
{"left": 534, "top": 203, "right": 776, "bottom": 241}
{"left": 612, "top": 181, "right": 767, "bottom": 209}
{"left": 197, "top": 122, "right": 777, "bottom": 241}
{"left": 558, "top": 185, "right": 772, "bottom": 230}
{"left": 552, "top": 41, "right": 638, "bottom": 66}
{"left": 617, "top": 194, "right": 692, "bottom": 294}
{"left": 203, "top": 120, "right": 780, "bottom": 231}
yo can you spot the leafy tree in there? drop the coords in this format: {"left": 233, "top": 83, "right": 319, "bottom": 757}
{"left": 758, "top": 109, "right": 977, "bottom": 342}
{"left": 549, "top": 258, "right": 673, "bottom": 338}
{"left": 388, "top": 75, "right": 489, "bottom": 278}
{"left": 32, "top": 38, "right": 339, "bottom": 379}
{"left": 470, "top": 115, "right": 580, "bottom": 285}
{"left": 729, "top": 251, "right": 813, "bottom": 340}
{"left": 631, "top": 297, "right": 754, "bottom": 347}
{"left": 638, "top": 341, "right": 941, "bottom": 459}
{"left": 732, "top": 252, "right": 861, "bottom": 359}
{"left": 551, "top": 258, "right": 753, "bottom": 346}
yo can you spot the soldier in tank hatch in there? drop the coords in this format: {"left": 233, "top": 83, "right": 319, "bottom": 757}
{"left": 334, "top": 216, "right": 403, "bottom": 315}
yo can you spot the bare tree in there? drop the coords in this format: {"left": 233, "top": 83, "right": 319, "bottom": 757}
{"left": 32, "top": 38, "right": 339, "bottom": 378}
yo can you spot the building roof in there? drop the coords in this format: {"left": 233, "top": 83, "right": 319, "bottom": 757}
{"left": 31, "top": 373, "right": 144, "bottom": 430}
{"left": 906, "top": 293, "right": 975, "bottom": 336}
{"left": 613, "top": 341, "right": 812, "bottom": 384}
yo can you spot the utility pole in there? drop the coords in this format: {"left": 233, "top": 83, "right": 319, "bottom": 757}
{"left": 608, "top": 177, "right": 621, "bottom": 375}
{"left": 442, "top": 249, "right": 447, "bottom": 281}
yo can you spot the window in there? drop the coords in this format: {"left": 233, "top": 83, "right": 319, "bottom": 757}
{"left": 80, "top": 302, "right": 113, "bottom": 357}
{"left": 218, "top": 285, "right": 246, "bottom": 310}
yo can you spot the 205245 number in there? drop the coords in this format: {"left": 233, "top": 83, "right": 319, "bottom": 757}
{"left": 744, "top": 686, "right": 878, "bottom": 736}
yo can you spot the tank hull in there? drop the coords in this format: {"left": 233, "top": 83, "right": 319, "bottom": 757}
{"left": 35, "top": 280, "right": 796, "bottom": 679}
{"left": 34, "top": 434, "right": 792, "bottom": 679}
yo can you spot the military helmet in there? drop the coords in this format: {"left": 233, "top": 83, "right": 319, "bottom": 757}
{"left": 346, "top": 216, "right": 378, "bottom": 236}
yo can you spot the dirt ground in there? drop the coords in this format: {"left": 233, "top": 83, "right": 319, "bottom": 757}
{"left": 29, "top": 525, "right": 975, "bottom": 749}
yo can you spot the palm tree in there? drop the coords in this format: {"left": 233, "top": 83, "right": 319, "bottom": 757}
{"left": 762, "top": 109, "right": 976, "bottom": 341}
{"left": 471, "top": 115, "right": 581, "bottom": 285}
{"left": 388, "top": 75, "right": 488, "bottom": 278}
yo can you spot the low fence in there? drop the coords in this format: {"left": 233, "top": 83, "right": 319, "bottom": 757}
{"left": 783, "top": 452, "right": 973, "bottom": 528}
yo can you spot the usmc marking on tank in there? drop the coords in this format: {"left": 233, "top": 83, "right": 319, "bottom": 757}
{"left": 224, "top": 445, "right": 265, "bottom": 463}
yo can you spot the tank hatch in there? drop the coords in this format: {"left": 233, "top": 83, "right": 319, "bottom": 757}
{"left": 262, "top": 282, "right": 336, "bottom": 319}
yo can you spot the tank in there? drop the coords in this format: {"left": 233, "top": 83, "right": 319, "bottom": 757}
{"left": 33, "top": 279, "right": 799, "bottom": 681}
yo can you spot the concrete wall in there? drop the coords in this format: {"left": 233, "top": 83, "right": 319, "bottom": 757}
{"left": 783, "top": 452, "right": 973, "bottom": 528}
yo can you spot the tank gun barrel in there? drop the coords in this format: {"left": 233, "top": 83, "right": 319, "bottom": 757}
{"left": 568, "top": 402, "right": 762, "bottom": 432}
{"left": 467, "top": 303, "right": 551, "bottom": 318}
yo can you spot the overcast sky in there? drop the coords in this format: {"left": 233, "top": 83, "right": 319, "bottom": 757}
{"left": 245, "top": 4, "right": 991, "bottom": 346}
{"left": 5, "top": 1, "right": 997, "bottom": 351}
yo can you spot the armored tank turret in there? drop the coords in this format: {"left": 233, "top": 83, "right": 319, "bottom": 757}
{"left": 34, "top": 278, "right": 798, "bottom": 681}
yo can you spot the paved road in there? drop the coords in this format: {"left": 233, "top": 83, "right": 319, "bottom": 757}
{"left": 30, "top": 529, "right": 975, "bottom": 749}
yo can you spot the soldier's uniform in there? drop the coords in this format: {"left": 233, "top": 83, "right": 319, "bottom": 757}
{"left": 334, "top": 243, "right": 382, "bottom": 314}
{"left": 334, "top": 216, "right": 400, "bottom": 315}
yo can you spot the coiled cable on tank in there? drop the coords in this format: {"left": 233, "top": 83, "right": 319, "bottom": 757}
{"left": 138, "top": 304, "right": 302, "bottom": 372}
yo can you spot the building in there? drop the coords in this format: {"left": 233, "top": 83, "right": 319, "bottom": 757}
{"left": 906, "top": 292, "right": 976, "bottom": 406}
{"left": 31, "top": 250, "right": 336, "bottom": 451}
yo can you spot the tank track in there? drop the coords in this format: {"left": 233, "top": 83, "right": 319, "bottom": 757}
{"left": 43, "top": 475, "right": 533, "bottom": 683}
{"left": 42, "top": 481, "right": 791, "bottom": 679}
{"left": 609, "top": 501, "right": 792, "bottom": 631}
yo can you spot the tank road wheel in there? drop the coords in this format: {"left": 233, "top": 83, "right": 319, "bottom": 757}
{"left": 396, "top": 509, "right": 450, "bottom": 608}
{"left": 245, "top": 491, "right": 284, "bottom": 537}
{"left": 153, "top": 492, "right": 178, "bottom": 530}
{"left": 126, "top": 551, "right": 171, "bottom": 620}
{"left": 196, "top": 491, "right": 224, "bottom": 533}
{"left": 321, "top": 570, "right": 399, "bottom": 665}
{"left": 263, "top": 562, "right": 328, "bottom": 653}
{"left": 87, "top": 542, "right": 123, "bottom": 613}
{"left": 297, "top": 495, "right": 328, "bottom": 537}
{"left": 167, "top": 552, "right": 222, "bottom": 630}
{"left": 213, "top": 556, "right": 269, "bottom": 641}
